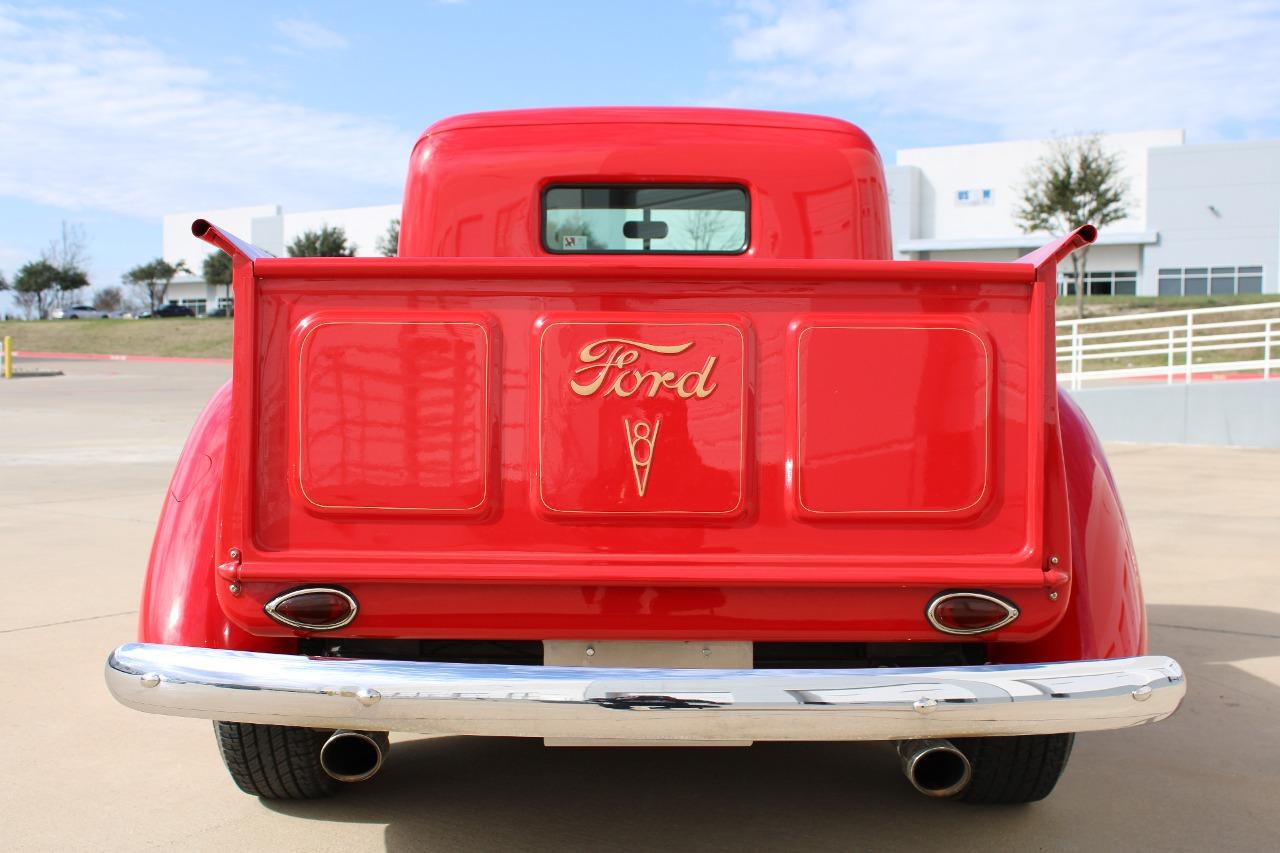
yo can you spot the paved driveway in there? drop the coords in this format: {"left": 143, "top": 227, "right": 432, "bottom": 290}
{"left": 2, "top": 359, "right": 1277, "bottom": 851}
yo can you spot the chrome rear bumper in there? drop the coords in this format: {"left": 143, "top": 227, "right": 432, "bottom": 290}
{"left": 106, "top": 643, "right": 1184, "bottom": 741}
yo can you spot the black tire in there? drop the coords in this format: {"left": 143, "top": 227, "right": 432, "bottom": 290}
{"left": 954, "top": 734, "right": 1075, "bottom": 804}
{"left": 213, "top": 721, "right": 337, "bottom": 799}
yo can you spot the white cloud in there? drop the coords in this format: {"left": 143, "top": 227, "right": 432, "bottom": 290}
{"left": 274, "top": 17, "right": 349, "bottom": 51}
{"left": 0, "top": 7, "right": 412, "bottom": 219}
{"left": 719, "top": 0, "right": 1280, "bottom": 140}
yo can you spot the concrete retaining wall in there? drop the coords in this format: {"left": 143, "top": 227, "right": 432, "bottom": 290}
{"left": 1067, "top": 379, "right": 1280, "bottom": 448}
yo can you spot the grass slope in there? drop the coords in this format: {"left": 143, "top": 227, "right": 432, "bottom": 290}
{"left": 1055, "top": 293, "right": 1280, "bottom": 320}
{"left": 0, "top": 318, "right": 232, "bottom": 358}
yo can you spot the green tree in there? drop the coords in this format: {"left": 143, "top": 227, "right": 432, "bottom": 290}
{"left": 287, "top": 225, "right": 356, "bottom": 257}
{"left": 13, "top": 260, "right": 61, "bottom": 319}
{"left": 376, "top": 218, "right": 400, "bottom": 257}
{"left": 55, "top": 266, "right": 90, "bottom": 301}
{"left": 123, "top": 259, "right": 190, "bottom": 313}
{"left": 1017, "top": 136, "right": 1129, "bottom": 318}
{"left": 92, "top": 286, "right": 124, "bottom": 313}
{"left": 202, "top": 251, "right": 233, "bottom": 314}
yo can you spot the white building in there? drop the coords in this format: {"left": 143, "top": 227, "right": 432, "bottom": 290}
{"left": 162, "top": 129, "right": 1280, "bottom": 312}
{"left": 888, "top": 130, "right": 1279, "bottom": 296}
{"left": 163, "top": 203, "right": 399, "bottom": 313}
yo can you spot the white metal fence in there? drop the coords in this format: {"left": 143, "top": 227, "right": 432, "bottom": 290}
{"left": 1056, "top": 302, "right": 1280, "bottom": 389}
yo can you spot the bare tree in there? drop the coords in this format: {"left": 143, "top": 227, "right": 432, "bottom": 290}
{"left": 13, "top": 290, "right": 39, "bottom": 320}
{"left": 42, "top": 222, "right": 92, "bottom": 310}
{"left": 1017, "top": 136, "right": 1129, "bottom": 318}
{"left": 684, "top": 210, "right": 735, "bottom": 251}
{"left": 93, "top": 286, "right": 124, "bottom": 313}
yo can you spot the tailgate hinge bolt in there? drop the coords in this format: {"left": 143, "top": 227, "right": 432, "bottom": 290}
{"left": 1049, "top": 555, "right": 1060, "bottom": 565}
{"left": 1048, "top": 591, "right": 1059, "bottom": 601}
{"left": 221, "top": 548, "right": 244, "bottom": 593}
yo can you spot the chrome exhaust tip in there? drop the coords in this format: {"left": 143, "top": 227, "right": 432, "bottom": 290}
{"left": 897, "top": 739, "right": 972, "bottom": 798}
{"left": 320, "top": 730, "right": 389, "bottom": 783}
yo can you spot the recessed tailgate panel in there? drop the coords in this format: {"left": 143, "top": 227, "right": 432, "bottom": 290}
{"left": 290, "top": 315, "right": 495, "bottom": 517}
{"left": 536, "top": 315, "right": 747, "bottom": 518}
{"left": 790, "top": 321, "right": 992, "bottom": 519}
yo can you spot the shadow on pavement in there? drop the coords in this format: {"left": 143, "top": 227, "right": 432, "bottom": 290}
{"left": 264, "top": 604, "right": 1280, "bottom": 852}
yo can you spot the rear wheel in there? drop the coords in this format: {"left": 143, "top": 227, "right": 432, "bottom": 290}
{"left": 954, "top": 734, "right": 1075, "bottom": 804}
{"left": 213, "top": 721, "right": 337, "bottom": 799}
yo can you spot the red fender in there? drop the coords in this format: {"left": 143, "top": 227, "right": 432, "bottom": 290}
{"left": 137, "top": 380, "right": 289, "bottom": 652}
{"left": 1001, "top": 390, "right": 1147, "bottom": 662}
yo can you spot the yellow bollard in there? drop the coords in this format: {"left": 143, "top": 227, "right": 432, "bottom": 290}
{"left": 2, "top": 335, "right": 11, "bottom": 379}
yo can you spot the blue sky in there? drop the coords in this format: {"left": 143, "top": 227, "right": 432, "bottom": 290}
{"left": 3, "top": 0, "right": 1280, "bottom": 307}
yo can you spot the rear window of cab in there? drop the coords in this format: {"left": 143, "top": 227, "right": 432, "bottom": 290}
{"left": 543, "top": 184, "right": 749, "bottom": 254}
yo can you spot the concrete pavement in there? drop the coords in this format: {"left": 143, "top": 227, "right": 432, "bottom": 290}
{"left": 1, "top": 358, "right": 1278, "bottom": 851}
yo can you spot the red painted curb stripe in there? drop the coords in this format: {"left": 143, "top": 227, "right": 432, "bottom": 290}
{"left": 14, "top": 350, "right": 231, "bottom": 365}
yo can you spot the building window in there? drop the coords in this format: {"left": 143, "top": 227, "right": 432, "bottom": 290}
{"left": 1059, "top": 270, "right": 1138, "bottom": 297}
{"left": 177, "top": 298, "right": 207, "bottom": 315}
{"left": 955, "top": 188, "right": 993, "bottom": 206}
{"left": 1156, "top": 266, "right": 1264, "bottom": 296}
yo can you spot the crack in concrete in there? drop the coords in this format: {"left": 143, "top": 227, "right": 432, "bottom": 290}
{"left": 1150, "top": 622, "right": 1280, "bottom": 640}
{"left": 0, "top": 609, "right": 138, "bottom": 635}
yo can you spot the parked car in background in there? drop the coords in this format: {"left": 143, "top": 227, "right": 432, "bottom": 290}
{"left": 206, "top": 306, "right": 232, "bottom": 318}
{"left": 51, "top": 304, "right": 109, "bottom": 319}
{"left": 150, "top": 303, "right": 196, "bottom": 318}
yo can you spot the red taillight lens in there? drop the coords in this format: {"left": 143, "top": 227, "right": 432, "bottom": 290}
{"left": 265, "top": 588, "right": 357, "bottom": 631}
{"left": 927, "top": 592, "right": 1018, "bottom": 635}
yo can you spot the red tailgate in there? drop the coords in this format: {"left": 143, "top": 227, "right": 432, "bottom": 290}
{"left": 203, "top": 232, "right": 1073, "bottom": 642}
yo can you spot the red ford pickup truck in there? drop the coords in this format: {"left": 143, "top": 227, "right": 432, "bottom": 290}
{"left": 106, "top": 108, "right": 1184, "bottom": 804}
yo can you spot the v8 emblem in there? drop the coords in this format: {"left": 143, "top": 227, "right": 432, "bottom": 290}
{"left": 623, "top": 417, "right": 661, "bottom": 497}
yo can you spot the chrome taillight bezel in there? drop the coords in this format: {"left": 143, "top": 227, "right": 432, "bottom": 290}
{"left": 264, "top": 587, "right": 358, "bottom": 631}
{"left": 926, "top": 591, "right": 1020, "bottom": 636}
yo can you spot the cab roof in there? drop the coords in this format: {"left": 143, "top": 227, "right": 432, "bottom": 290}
{"left": 422, "top": 107, "right": 871, "bottom": 144}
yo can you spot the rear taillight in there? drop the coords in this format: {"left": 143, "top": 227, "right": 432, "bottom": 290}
{"left": 265, "top": 587, "right": 358, "bottom": 631}
{"left": 926, "top": 592, "right": 1019, "bottom": 635}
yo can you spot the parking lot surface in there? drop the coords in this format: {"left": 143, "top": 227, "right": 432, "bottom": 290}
{"left": 2, "top": 358, "right": 1278, "bottom": 851}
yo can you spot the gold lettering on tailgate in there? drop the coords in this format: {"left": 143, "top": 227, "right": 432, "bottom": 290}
{"left": 570, "top": 338, "right": 718, "bottom": 399}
